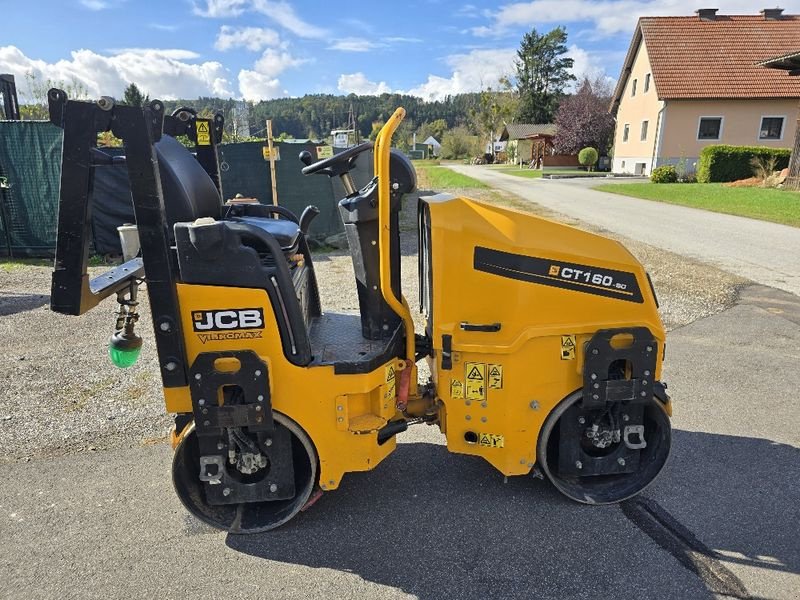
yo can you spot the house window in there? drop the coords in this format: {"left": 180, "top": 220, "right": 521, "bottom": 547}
{"left": 631, "top": 78, "right": 637, "bottom": 97}
{"left": 644, "top": 74, "right": 651, "bottom": 93}
{"left": 623, "top": 123, "right": 630, "bottom": 142}
{"left": 640, "top": 120, "right": 649, "bottom": 141}
{"left": 698, "top": 117, "right": 723, "bottom": 140}
{"left": 759, "top": 117, "right": 784, "bottom": 140}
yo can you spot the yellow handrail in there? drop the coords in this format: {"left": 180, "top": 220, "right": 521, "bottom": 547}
{"left": 374, "top": 108, "right": 415, "bottom": 363}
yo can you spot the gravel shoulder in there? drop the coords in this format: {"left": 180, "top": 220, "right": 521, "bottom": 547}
{"left": 0, "top": 189, "right": 743, "bottom": 464}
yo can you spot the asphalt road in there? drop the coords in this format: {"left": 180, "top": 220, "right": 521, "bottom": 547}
{"left": 445, "top": 166, "right": 800, "bottom": 297}
{"left": 1, "top": 285, "right": 798, "bottom": 599}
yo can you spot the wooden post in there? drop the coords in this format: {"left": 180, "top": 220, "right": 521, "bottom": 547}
{"left": 786, "top": 105, "right": 800, "bottom": 191}
{"left": 266, "top": 119, "right": 278, "bottom": 205}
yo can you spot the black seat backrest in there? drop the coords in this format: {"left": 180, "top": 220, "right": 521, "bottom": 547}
{"left": 154, "top": 135, "right": 221, "bottom": 228}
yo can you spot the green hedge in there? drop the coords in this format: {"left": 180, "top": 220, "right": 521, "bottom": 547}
{"left": 697, "top": 145, "right": 791, "bottom": 183}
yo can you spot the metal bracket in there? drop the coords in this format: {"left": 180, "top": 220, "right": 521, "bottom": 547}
{"left": 189, "top": 350, "right": 274, "bottom": 435}
{"left": 582, "top": 327, "right": 658, "bottom": 410}
{"left": 624, "top": 425, "right": 647, "bottom": 450}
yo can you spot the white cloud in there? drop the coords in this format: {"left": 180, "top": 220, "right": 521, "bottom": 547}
{"left": 385, "top": 36, "right": 423, "bottom": 43}
{"left": 566, "top": 44, "right": 616, "bottom": 87}
{"left": 475, "top": 0, "right": 788, "bottom": 37}
{"left": 337, "top": 72, "right": 391, "bottom": 96}
{"left": 235, "top": 47, "right": 308, "bottom": 100}
{"left": 80, "top": 0, "right": 109, "bottom": 10}
{"left": 107, "top": 48, "right": 201, "bottom": 60}
{"left": 149, "top": 23, "right": 180, "bottom": 32}
{"left": 194, "top": 0, "right": 329, "bottom": 38}
{"left": 192, "top": 0, "right": 247, "bottom": 18}
{"left": 252, "top": 48, "right": 308, "bottom": 78}
{"left": 238, "top": 70, "right": 285, "bottom": 100}
{"left": 215, "top": 26, "right": 281, "bottom": 51}
{"left": 327, "top": 38, "right": 386, "bottom": 52}
{"left": 251, "top": 0, "right": 329, "bottom": 38}
{"left": 0, "top": 45, "right": 234, "bottom": 100}
{"left": 404, "top": 48, "right": 516, "bottom": 100}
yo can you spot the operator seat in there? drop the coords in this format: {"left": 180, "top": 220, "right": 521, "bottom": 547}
{"left": 154, "top": 135, "right": 301, "bottom": 252}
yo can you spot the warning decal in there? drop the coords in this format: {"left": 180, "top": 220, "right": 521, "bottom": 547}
{"left": 450, "top": 379, "right": 464, "bottom": 399}
{"left": 488, "top": 364, "right": 503, "bottom": 389}
{"left": 478, "top": 432, "right": 504, "bottom": 448}
{"left": 196, "top": 121, "right": 211, "bottom": 146}
{"left": 385, "top": 364, "right": 396, "bottom": 399}
{"left": 465, "top": 362, "right": 486, "bottom": 400}
{"left": 561, "top": 335, "right": 576, "bottom": 360}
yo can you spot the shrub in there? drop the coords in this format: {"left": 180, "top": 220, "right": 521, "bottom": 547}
{"left": 650, "top": 165, "right": 678, "bottom": 183}
{"left": 578, "top": 147, "right": 598, "bottom": 169}
{"left": 697, "top": 145, "right": 791, "bottom": 183}
{"left": 440, "top": 126, "right": 480, "bottom": 159}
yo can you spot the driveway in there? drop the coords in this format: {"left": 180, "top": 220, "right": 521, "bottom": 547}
{"left": 1, "top": 286, "right": 799, "bottom": 599}
{"left": 445, "top": 166, "right": 800, "bottom": 296}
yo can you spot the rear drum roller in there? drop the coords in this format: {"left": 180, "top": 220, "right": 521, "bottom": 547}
{"left": 172, "top": 412, "right": 318, "bottom": 533}
{"left": 538, "top": 391, "right": 671, "bottom": 504}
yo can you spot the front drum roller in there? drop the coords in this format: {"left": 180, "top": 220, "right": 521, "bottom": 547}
{"left": 537, "top": 391, "right": 671, "bottom": 504}
{"left": 172, "top": 412, "right": 318, "bottom": 533}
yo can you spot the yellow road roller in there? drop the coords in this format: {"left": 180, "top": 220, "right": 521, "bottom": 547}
{"left": 47, "top": 89, "right": 671, "bottom": 533}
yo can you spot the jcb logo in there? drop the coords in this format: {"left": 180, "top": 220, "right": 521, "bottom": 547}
{"left": 192, "top": 308, "right": 264, "bottom": 332}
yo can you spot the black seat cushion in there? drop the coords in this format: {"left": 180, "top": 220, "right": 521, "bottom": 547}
{"left": 229, "top": 215, "right": 301, "bottom": 251}
{"left": 155, "top": 135, "right": 221, "bottom": 227}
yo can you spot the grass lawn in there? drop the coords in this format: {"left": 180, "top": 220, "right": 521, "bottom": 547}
{"left": 414, "top": 163, "right": 488, "bottom": 190}
{"left": 545, "top": 170, "right": 608, "bottom": 177}
{"left": 0, "top": 257, "right": 51, "bottom": 272}
{"left": 595, "top": 182, "right": 800, "bottom": 227}
{"left": 494, "top": 167, "right": 609, "bottom": 179}
{"left": 495, "top": 167, "right": 543, "bottom": 179}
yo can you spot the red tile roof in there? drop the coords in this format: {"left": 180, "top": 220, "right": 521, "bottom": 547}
{"left": 612, "top": 14, "right": 800, "bottom": 110}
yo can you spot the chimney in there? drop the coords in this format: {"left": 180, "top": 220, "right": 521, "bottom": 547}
{"left": 761, "top": 7, "right": 784, "bottom": 19}
{"left": 696, "top": 8, "right": 718, "bottom": 20}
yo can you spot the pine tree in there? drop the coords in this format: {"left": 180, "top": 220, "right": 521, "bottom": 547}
{"left": 122, "top": 82, "right": 149, "bottom": 107}
{"left": 515, "top": 27, "right": 575, "bottom": 123}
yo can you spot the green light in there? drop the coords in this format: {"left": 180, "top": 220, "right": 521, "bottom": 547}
{"left": 109, "top": 344, "right": 142, "bottom": 368}
{"left": 109, "top": 328, "right": 143, "bottom": 368}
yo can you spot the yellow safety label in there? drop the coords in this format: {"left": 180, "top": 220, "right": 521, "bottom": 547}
{"left": 384, "top": 364, "right": 396, "bottom": 399}
{"left": 465, "top": 362, "right": 486, "bottom": 400}
{"left": 450, "top": 379, "right": 464, "bottom": 399}
{"left": 561, "top": 335, "right": 576, "bottom": 360}
{"left": 488, "top": 364, "right": 503, "bottom": 389}
{"left": 316, "top": 145, "right": 333, "bottom": 158}
{"left": 478, "top": 432, "right": 504, "bottom": 448}
{"left": 262, "top": 146, "right": 281, "bottom": 161}
{"left": 196, "top": 121, "right": 211, "bottom": 146}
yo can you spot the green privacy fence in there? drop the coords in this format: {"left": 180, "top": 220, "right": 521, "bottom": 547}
{"left": 0, "top": 121, "right": 63, "bottom": 257}
{"left": 217, "top": 141, "right": 345, "bottom": 242}
{"left": 0, "top": 122, "right": 362, "bottom": 257}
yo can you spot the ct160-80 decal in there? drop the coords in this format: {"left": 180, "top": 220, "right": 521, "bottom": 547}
{"left": 474, "top": 247, "right": 643, "bottom": 303}
{"left": 192, "top": 308, "right": 265, "bottom": 343}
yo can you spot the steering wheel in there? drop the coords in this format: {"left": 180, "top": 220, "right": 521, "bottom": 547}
{"left": 299, "top": 141, "right": 373, "bottom": 177}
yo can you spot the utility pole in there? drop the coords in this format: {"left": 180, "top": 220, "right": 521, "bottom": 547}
{"left": 266, "top": 119, "right": 278, "bottom": 206}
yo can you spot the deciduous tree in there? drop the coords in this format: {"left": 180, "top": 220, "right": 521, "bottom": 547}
{"left": 553, "top": 77, "right": 615, "bottom": 155}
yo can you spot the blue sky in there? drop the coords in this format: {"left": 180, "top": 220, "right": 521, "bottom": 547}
{"left": 2, "top": 0, "right": 798, "bottom": 101}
